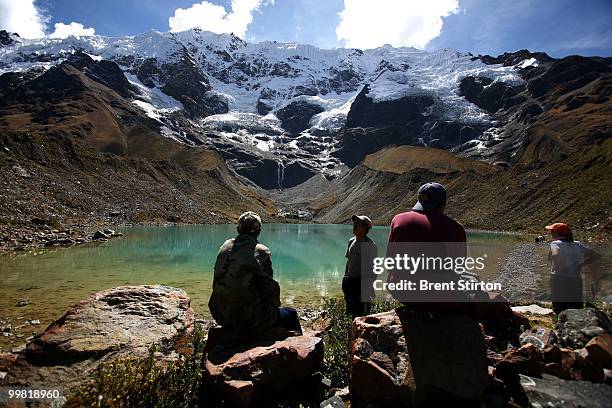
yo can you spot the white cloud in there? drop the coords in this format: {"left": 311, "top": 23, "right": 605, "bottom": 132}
{"left": 336, "top": 0, "right": 459, "bottom": 49}
{"left": 49, "top": 22, "right": 95, "bottom": 39}
{"left": 0, "top": 0, "right": 48, "bottom": 38}
{"left": 169, "top": 0, "right": 268, "bottom": 38}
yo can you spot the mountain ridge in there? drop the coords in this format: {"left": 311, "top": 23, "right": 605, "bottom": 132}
{"left": 0, "top": 28, "right": 610, "bottom": 236}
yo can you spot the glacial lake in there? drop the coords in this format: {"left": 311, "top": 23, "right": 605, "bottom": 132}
{"left": 0, "top": 224, "right": 527, "bottom": 349}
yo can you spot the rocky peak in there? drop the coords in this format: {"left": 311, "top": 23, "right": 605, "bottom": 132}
{"left": 66, "top": 51, "right": 137, "bottom": 98}
{"left": 0, "top": 30, "right": 19, "bottom": 47}
{"left": 477, "top": 49, "right": 554, "bottom": 66}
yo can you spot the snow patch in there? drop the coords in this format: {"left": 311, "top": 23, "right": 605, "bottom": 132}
{"left": 517, "top": 58, "right": 539, "bottom": 69}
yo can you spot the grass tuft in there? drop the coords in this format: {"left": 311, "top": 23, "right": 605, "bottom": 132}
{"left": 321, "top": 297, "right": 400, "bottom": 388}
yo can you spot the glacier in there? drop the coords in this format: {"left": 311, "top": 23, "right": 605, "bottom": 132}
{"left": 0, "top": 28, "right": 536, "bottom": 187}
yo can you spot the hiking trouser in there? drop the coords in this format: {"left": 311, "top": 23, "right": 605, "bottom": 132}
{"left": 551, "top": 274, "right": 583, "bottom": 314}
{"left": 342, "top": 276, "right": 371, "bottom": 317}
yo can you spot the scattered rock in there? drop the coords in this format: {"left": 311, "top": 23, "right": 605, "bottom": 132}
{"left": 15, "top": 298, "right": 29, "bottom": 307}
{"left": 557, "top": 308, "right": 612, "bottom": 348}
{"left": 0, "top": 352, "right": 18, "bottom": 371}
{"left": 92, "top": 230, "right": 110, "bottom": 240}
{"left": 331, "top": 386, "right": 349, "bottom": 399}
{"left": 29, "top": 320, "right": 40, "bottom": 325}
{"left": 604, "top": 368, "right": 612, "bottom": 386}
{"left": 204, "top": 327, "right": 323, "bottom": 407}
{"left": 520, "top": 373, "right": 612, "bottom": 408}
{"left": 584, "top": 334, "right": 612, "bottom": 369}
{"left": 541, "top": 345, "right": 604, "bottom": 382}
{"left": 26, "top": 285, "right": 194, "bottom": 365}
{"left": 320, "top": 395, "right": 345, "bottom": 408}
{"left": 349, "top": 310, "right": 489, "bottom": 407}
{"left": 12, "top": 164, "right": 31, "bottom": 178}
{"left": 520, "top": 327, "right": 557, "bottom": 349}
{"left": 11, "top": 345, "right": 25, "bottom": 354}
{"left": 496, "top": 343, "right": 543, "bottom": 382}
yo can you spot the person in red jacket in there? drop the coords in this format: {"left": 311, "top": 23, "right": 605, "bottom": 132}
{"left": 387, "top": 182, "right": 466, "bottom": 312}
{"left": 388, "top": 182, "right": 466, "bottom": 244}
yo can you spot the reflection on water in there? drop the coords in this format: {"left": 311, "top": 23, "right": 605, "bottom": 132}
{"left": 0, "top": 224, "right": 525, "bottom": 342}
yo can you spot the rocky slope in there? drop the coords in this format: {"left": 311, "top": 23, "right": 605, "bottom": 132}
{"left": 311, "top": 141, "right": 611, "bottom": 233}
{"left": 0, "top": 52, "right": 276, "bottom": 230}
{"left": 309, "top": 53, "right": 612, "bottom": 234}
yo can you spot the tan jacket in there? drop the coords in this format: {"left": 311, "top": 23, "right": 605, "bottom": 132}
{"left": 208, "top": 233, "right": 281, "bottom": 333}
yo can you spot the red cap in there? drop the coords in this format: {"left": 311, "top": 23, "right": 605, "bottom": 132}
{"left": 545, "top": 222, "right": 571, "bottom": 237}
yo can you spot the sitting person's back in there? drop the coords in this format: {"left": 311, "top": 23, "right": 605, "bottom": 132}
{"left": 208, "top": 211, "right": 300, "bottom": 334}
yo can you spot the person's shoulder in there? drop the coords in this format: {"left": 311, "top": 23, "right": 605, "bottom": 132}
{"left": 255, "top": 242, "right": 271, "bottom": 255}
{"left": 550, "top": 240, "right": 562, "bottom": 248}
{"left": 348, "top": 236, "right": 357, "bottom": 244}
{"left": 391, "top": 211, "right": 418, "bottom": 225}
{"left": 219, "top": 238, "right": 235, "bottom": 251}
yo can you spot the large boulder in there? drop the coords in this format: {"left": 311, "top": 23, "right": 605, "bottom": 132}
{"left": 584, "top": 334, "right": 612, "bottom": 369}
{"left": 348, "top": 310, "right": 489, "bottom": 407}
{"left": 204, "top": 326, "right": 324, "bottom": 407}
{"left": 540, "top": 345, "right": 605, "bottom": 383}
{"left": 557, "top": 308, "right": 612, "bottom": 348}
{"left": 495, "top": 343, "right": 543, "bottom": 383}
{"left": 26, "top": 285, "right": 195, "bottom": 365}
{"left": 520, "top": 374, "right": 612, "bottom": 408}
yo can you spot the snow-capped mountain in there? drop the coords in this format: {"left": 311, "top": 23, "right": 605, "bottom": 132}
{"left": 0, "top": 29, "right": 547, "bottom": 188}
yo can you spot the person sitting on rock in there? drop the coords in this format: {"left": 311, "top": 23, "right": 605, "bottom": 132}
{"left": 208, "top": 211, "right": 301, "bottom": 334}
{"left": 343, "top": 215, "right": 378, "bottom": 316}
{"left": 546, "top": 222, "right": 600, "bottom": 314}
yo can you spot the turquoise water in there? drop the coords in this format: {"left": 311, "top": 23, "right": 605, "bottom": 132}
{"left": 0, "top": 224, "right": 523, "bottom": 348}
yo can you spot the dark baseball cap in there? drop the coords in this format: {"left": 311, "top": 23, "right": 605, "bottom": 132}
{"left": 237, "top": 211, "right": 262, "bottom": 233}
{"left": 413, "top": 182, "right": 447, "bottom": 212}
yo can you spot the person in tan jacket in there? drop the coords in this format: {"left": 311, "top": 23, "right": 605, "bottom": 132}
{"left": 208, "top": 211, "right": 301, "bottom": 334}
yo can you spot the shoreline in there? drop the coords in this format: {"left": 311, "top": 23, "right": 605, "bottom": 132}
{"left": 3, "top": 218, "right": 606, "bottom": 254}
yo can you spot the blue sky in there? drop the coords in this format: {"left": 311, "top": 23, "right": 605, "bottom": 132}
{"left": 1, "top": 0, "right": 611, "bottom": 57}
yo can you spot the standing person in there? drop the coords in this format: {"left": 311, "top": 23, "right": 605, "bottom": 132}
{"left": 388, "top": 182, "right": 466, "bottom": 244}
{"left": 387, "top": 182, "right": 466, "bottom": 312}
{"left": 546, "top": 222, "right": 600, "bottom": 314}
{"left": 208, "top": 211, "right": 301, "bottom": 334}
{"left": 343, "top": 215, "right": 378, "bottom": 316}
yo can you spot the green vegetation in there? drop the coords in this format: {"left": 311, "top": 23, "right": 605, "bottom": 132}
{"left": 321, "top": 298, "right": 352, "bottom": 387}
{"left": 66, "top": 327, "right": 206, "bottom": 408}
{"left": 321, "top": 297, "right": 400, "bottom": 388}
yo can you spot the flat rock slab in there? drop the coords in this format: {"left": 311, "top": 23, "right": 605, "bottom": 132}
{"left": 204, "top": 330, "right": 323, "bottom": 407}
{"left": 512, "top": 304, "right": 554, "bottom": 316}
{"left": 26, "top": 285, "right": 195, "bottom": 365}
{"left": 521, "top": 374, "right": 612, "bottom": 408}
{"left": 349, "top": 310, "right": 489, "bottom": 407}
